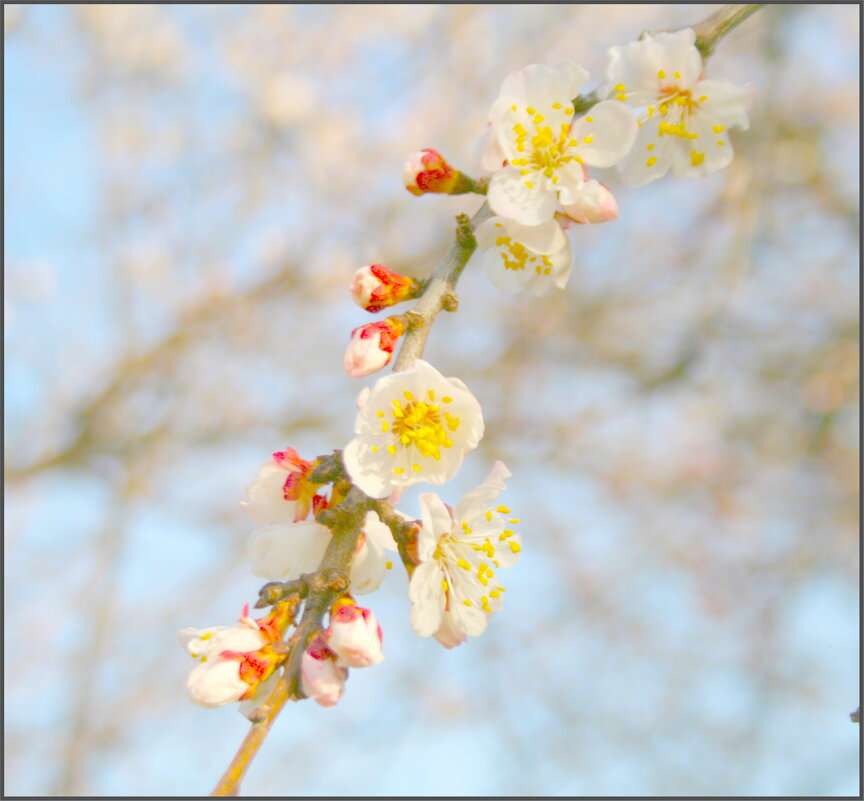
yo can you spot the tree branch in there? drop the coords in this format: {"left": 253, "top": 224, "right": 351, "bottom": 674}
{"left": 210, "top": 486, "right": 369, "bottom": 797}
{"left": 392, "top": 202, "right": 493, "bottom": 372}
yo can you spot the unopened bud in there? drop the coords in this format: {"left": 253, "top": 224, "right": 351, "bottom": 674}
{"left": 325, "top": 604, "right": 384, "bottom": 668}
{"left": 350, "top": 264, "right": 419, "bottom": 313}
{"left": 559, "top": 180, "right": 619, "bottom": 225}
{"left": 344, "top": 317, "right": 406, "bottom": 379}
{"left": 300, "top": 633, "right": 348, "bottom": 707}
{"left": 403, "top": 149, "right": 460, "bottom": 196}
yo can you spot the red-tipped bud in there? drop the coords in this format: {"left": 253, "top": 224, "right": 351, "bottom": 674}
{"left": 325, "top": 604, "right": 384, "bottom": 668}
{"left": 403, "top": 149, "right": 460, "bottom": 196}
{"left": 301, "top": 633, "right": 347, "bottom": 707}
{"left": 344, "top": 316, "right": 406, "bottom": 379}
{"left": 350, "top": 264, "right": 418, "bottom": 313}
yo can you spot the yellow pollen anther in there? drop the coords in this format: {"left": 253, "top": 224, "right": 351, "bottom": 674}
{"left": 463, "top": 600, "right": 472, "bottom": 607}
{"left": 526, "top": 106, "right": 535, "bottom": 115}
{"left": 552, "top": 102, "right": 562, "bottom": 109}
{"left": 712, "top": 125, "right": 726, "bottom": 134}
{"left": 699, "top": 95, "right": 708, "bottom": 102}
{"left": 412, "top": 464, "right": 422, "bottom": 472}
{"left": 659, "top": 103, "right": 669, "bottom": 115}
{"left": 490, "top": 590, "right": 501, "bottom": 598}
{"left": 509, "top": 541, "right": 522, "bottom": 553}
{"left": 674, "top": 71, "right": 682, "bottom": 78}
{"left": 690, "top": 150, "right": 705, "bottom": 166}
{"left": 457, "top": 558, "right": 471, "bottom": 570}
{"left": 525, "top": 181, "right": 533, "bottom": 189}
{"left": 442, "top": 396, "right": 452, "bottom": 403}
{"left": 716, "top": 140, "right": 726, "bottom": 146}
{"left": 496, "top": 505, "right": 510, "bottom": 513}
{"left": 393, "top": 468, "right": 404, "bottom": 474}
{"left": 657, "top": 69, "right": 666, "bottom": 79}
{"left": 403, "top": 390, "right": 414, "bottom": 400}
{"left": 616, "top": 93, "right": 627, "bottom": 101}
{"left": 646, "top": 156, "right": 657, "bottom": 167}
{"left": 441, "top": 579, "right": 448, "bottom": 591}
{"left": 381, "top": 421, "right": 389, "bottom": 433}
{"left": 614, "top": 83, "right": 626, "bottom": 92}
{"left": 585, "top": 116, "right": 593, "bottom": 123}
{"left": 200, "top": 633, "right": 212, "bottom": 640}
{"left": 386, "top": 560, "right": 393, "bottom": 570}
{"left": 387, "top": 445, "right": 396, "bottom": 455}
{"left": 481, "top": 597, "right": 491, "bottom": 613}
{"left": 485, "top": 510, "right": 493, "bottom": 522}
{"left": 371, "top": 445, "right": 378, "bottom": 453}
{"left": 376, "top": 410, "right": 385, "bottom": 418}
{"left": 510, "top": 104, "right": 517, "bottom": 111}
{"left": 427, "top": 389, "right": 435, "bottom": 400}
{"left": 646, "top": 143, "right": 655, "bottom": 151}
{"left": 583, "top": 135, "right": 594, "bottom": 144}
{"left": 509, "top": 518, "right": 520, "bottom": 524}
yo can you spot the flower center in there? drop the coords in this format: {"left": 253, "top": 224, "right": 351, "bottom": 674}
{"left": 508, "top": 103, "right": 581, "bottom": 188}
{"left": 390, "top": 397, "right": 460, "bottom": 460}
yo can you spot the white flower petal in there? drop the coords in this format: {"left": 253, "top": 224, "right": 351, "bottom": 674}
{"left": 697, "top": 79, "right": 753, "bottom": 130}
{"left": 570, "top": 101, "right": 637, "bottom": 168}
{"left": 488, "top": 168, "right": 558, "bottom": 226}
{"left": 248, "top": 521, "right": 331, "bottom": 581}
{"left": 409, "top": 561, "right": 445, "bottom": 637}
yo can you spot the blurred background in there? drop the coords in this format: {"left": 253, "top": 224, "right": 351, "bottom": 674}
{"left": 4, "top": 4, "right": 859, "bottom": 796}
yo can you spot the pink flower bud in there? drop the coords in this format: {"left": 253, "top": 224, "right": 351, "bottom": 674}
{"left": 403, "top": 149, "right": 460, "bottom": 196}
{"left": 560, "top": 181, "right": 619, "bottom": 225}
{"left": 350, "top": 264, "right": 418, "bottom": 313}
{"left": 344, "top": 317, "right": 406, "bottom": 379}
{"left": 301, "top": 634, "right": 348, "bottom": 707}
{"left": 325, "top": 603, "right": 384, "bottom": 668}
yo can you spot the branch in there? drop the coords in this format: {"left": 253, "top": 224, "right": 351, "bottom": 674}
{"left": 210, "top": 486, "right": 369, "bottom": 797}
{"left": 392, "top": 202, "right": 494, "bottom": 372}
{"left": 572, "top": 4, "right": 764, "bottom": 114}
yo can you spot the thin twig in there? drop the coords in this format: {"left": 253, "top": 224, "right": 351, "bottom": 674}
{"left": 211, "top": 487, "right": 369, "bottom": 796}
{"left": 392, "top": 203, "right": 494, "bottom": 372}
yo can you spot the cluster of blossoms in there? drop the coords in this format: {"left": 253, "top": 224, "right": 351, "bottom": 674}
{"left": 180, "top": 26, "right": 753, "bottom": 721}
{"left": 181, "top": 356, "right": 519, "bottom": 710}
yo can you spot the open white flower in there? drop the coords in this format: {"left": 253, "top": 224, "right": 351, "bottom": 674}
{"left": 408, "top": 461, "right": 522, "bottom": 646}
{"left": 605, "top": 28, "right": 752, "bottom": 185}
{"left": 247, "top": 519, "right": 331, "bottom": 581}
{"left": 483, "top": 62, "right": 636, "bottom": 225}
{"left": 473, "top": 215, "right": 572, "bottom": 296}
{"left": 343, "top": 360, "right": 484, "bottom": 498}
{"left": 177, "top": 620, "right": 266, "bottom": 708}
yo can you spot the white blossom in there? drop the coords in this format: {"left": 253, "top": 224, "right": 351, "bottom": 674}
{"left": 408, "top": 461, "right": 522, "bottom": 646}
{"left": 473, "top": 215, "right": 572, "bottom": 296}
{"left": 483, "top": 62, "right": 636, "bottom": 225}
{"left": 343, "top": 360, "right": 484, "bottom": 498}
{"left": 605, "top": 28, "right": 752, "bottom": 185}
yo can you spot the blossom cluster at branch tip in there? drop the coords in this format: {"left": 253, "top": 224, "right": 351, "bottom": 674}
{"left": 344, "top": 359, "right": 484, "bottom": 499}
{"left": 605, "top": 28, "right": 753, "bottom": 185}
{"left": 403, "top": 148, "right": 461, "bottom": 196}
{"left": 344, "top": 316, "right": 407, "bottom": 379}
{"left": 350, "top": 264, "right": 419, "bottom": 313}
